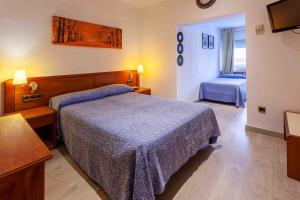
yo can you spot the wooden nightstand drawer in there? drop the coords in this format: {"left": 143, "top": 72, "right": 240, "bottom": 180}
{"left": 26, "top": 114, "right": 55, "bottom": 129}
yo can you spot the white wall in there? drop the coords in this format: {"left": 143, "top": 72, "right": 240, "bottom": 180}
{"left": 0, "top": 0, "right": 141, "bottom": 114}
{"left": 141, "top": 0, "right": 300, "bottom": 133}
{"left": 1, "top": 0, "right": 300, "bottom": 134}
{"left": 177, "top": 23, "right": 221, "bottom": 101}
{"left": 234, "top": 27, "right": 246, "bottom": 41}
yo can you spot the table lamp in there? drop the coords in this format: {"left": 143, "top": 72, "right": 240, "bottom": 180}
{"left": 13, "top": 69, "right": 39, "bottom": 94}
{"left": 13, "top": 69, "right": 28, "bottom": 85}
{"left": 137, "top": 64, "right": 144, "bottom": 88}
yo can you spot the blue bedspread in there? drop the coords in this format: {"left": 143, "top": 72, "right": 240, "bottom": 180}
{"left": 50, "top": 84, "right": 221, "bottom": 200}
{"left": 199, "top": 78, "right": 246, "bottom": 107}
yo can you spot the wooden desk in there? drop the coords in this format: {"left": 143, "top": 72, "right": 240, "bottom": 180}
{"left": 0, "top": 114, "right": 52, "bottom": 200}
{"left": 284, "top": 112, "right": 300, "bottom": 181}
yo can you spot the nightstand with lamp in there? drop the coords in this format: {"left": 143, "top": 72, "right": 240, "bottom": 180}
{"left": 7, "top": 69, "right": 57, "bottom": 150}
{"left": 0, "top": 69, "right": 53, "bottom": 199}
{"left": 133, "top": 65, "right": 151, "bottom": 95}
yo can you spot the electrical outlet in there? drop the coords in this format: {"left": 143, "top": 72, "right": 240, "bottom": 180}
{"left": 256, "top": 24, "right": 265, "bottom": 35}
{"left": 258, "top": 106, "right": 266, "bottom": 114}
{"left": 22, "top": 93, "right": 43, "bottom": 102}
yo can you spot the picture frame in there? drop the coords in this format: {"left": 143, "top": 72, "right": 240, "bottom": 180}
{"left": 52, "top": 16, "right": 122, "bottom": 49}
{"left": 202, "top": 33, "right": 208, "bottom": 49}
{"left": 208, "top": 35, "right": 214, "bottom": 49}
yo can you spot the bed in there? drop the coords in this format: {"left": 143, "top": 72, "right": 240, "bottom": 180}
{"left": 49, "top": 84, "right": 221, "bottom": 200}
{"left": 199, "top": 74, "right": 247, "bottom": 107}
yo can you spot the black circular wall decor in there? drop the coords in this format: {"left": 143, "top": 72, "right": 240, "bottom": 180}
{"left": 196, "top": 0, "right": 216, "bottom": 9}
{"left": 177, "top": 43, "right": 184, "bottom": 54}
{"left": 177, "top": 32, "right": 184, "bottom": 43}
{"left": 177, "top": 55, "right": 184, "bottom": 66}
{"left": 177, "top": 32, "right": 184, "bottom": 67}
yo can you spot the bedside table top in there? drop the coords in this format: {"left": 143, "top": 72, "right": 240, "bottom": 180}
{"left": 9, "top": 106, "right": 56, "bottom": 120}
{"left": 134, "top": 88, "right": 151, "bottom": 93}
{"left": 0, "top": 114, "right": 52, "bottom": 179}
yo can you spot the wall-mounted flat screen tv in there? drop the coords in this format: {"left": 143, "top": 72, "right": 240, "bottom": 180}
{"left": 267, "top": 0, "right": 300, "bottom": 33}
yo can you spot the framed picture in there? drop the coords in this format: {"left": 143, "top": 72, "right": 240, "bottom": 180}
{"left": 208, "top": 35, "right": 214, "bottom": 49}
{"left": 52, "top": 16, "right": 122, "bottom": 49}
{"left": 202, "top": 33, "right": 208, "bottom": 49}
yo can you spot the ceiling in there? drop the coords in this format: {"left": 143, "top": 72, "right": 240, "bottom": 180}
{"left": 120, "top": 0, "right": 166, "bottom": 8}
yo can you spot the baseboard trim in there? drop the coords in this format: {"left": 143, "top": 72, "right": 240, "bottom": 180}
{"left": 245, "top": 125, "right": 284, "bottom": 139}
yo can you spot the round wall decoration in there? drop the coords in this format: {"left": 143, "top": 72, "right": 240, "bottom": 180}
{"left": 177, "top": 32, "right": 184, "bottom": 67}
{"left": 196, "top": 0, "right": 216, "bottom": 9}
{"left": 177, "top": 43, "right": 184, "bottom": 54}
{"left": 177, "top": 55, "right": 184, "bottom": 66}
{"left": 177, "top": 32, "right": 184, "bottom": 43}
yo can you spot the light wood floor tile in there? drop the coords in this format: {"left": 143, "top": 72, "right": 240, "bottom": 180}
{"left": 45, "top": 102, "right": 300, "bottom": 200}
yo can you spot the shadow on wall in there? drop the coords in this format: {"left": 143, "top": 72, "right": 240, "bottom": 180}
{"left": 282, "top": 31, "right": 300, "bottom": 51}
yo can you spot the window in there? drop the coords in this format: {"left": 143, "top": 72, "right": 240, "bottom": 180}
{"left": 233, "top": 39, "right": 246, "bottom": 72}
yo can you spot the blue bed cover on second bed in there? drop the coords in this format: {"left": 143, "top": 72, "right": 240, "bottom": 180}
{"left": 199, "top": 77, "right": 246, "bottom": 107}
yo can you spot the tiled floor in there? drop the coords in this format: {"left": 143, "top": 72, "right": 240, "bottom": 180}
{"left": 45, "top": 102, "right": 300, "bottom": 200}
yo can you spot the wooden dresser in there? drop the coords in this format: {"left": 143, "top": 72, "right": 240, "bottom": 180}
{"left": 284, "top": 112, "right": 300, "bottom": 181}
{"left": 0, "top": 114, "right": 52, "bottom": 200}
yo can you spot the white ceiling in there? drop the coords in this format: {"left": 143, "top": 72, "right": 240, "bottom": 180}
{"left": 120, "top": 0, "right": 166, "bottom": 8}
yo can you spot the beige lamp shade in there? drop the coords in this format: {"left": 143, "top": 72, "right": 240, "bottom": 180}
{"left": 137, "top": 64, "right": 144, "bottom": 74}
{"left": 13, "top": 69, "right": 28, "bottom": 85}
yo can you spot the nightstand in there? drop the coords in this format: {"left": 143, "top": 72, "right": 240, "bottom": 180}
{"left": 134, "top": 88, "right": 151, "bottom": 95}
{"left": 7, "top": 106, "right": 57, "bottom": 150}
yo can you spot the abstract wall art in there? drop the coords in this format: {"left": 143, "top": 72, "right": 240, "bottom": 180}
{"left": 52, "top": 16, "right": 122, "bottom": 49}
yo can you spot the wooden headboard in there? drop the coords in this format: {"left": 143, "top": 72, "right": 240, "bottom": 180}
{"left": 4, "top": 70, "right": 139, "bottom": 114}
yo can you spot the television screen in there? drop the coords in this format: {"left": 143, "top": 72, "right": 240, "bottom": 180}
{"left": 267, "top": 0, "right": 300, "bottom": 33}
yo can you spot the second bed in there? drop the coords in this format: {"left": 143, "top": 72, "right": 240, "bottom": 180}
{"left": 199, "top": 74, "right": 247, "bottom": 107}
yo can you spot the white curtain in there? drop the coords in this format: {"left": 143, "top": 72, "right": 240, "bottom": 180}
{"left": 221, "top": 29, "right": 234, "bottom": 74}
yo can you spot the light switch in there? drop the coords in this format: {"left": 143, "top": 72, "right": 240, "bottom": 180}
{"left": 256, "top": 24, "right": 265, "bottom": 35}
